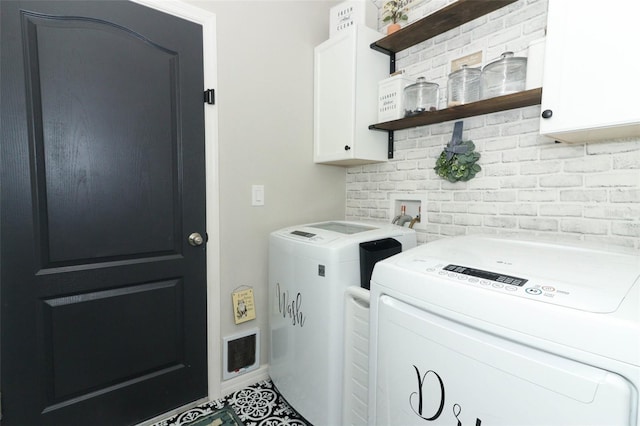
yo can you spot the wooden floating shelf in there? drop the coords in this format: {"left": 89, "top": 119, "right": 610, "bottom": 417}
{"left": 369, "top": 88, "right": 543, "bottom": 132}
{"left": 371, "top": 0, "right": 517, "bottom": 54}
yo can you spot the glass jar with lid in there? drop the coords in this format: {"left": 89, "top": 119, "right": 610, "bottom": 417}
{"left": 481, "top": 51, "right": 527, "bottom": 99}
{"left": 447, "top": 65, "right": 481, "bottom": 107}
{"left": 403, "top": 77, "right": 439, "bottom": 116}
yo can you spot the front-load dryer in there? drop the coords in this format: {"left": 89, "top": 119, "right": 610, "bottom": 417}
{"left": 369, "top": 235, "right": 640, "bottom": 426}
{"left": 269, "top": 221, "right": 416, "bottom": 426}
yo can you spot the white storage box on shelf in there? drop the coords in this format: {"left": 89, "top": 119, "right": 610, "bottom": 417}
{"left": 378, "top": 74, "right": 413, "bottom": 122}
{"left": 329, "top": 0, "right": 377, "bottom": 37}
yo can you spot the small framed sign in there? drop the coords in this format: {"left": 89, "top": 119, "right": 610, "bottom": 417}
{"left": 232, "top": 287, "right": 256, "bottom": 324}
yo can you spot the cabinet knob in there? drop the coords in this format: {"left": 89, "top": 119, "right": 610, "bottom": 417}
{"left": 344, "top": 145, "right": 351, "bottom": 151}
{"left": 541, "top": 109, "right": 553, "bottom": 119}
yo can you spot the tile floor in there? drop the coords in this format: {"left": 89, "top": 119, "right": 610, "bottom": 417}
{"left": 152, "top": 379, "right": 312, "bottom": 426}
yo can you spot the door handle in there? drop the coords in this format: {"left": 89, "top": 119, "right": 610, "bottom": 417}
{"left": 188, "top": 232, "right": 204, "bottom": 246}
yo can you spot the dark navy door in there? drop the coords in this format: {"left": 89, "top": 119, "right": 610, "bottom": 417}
{"left": 1, "top": 1, "right": 207, "bottom": 424}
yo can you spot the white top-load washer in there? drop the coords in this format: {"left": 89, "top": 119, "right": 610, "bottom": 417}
{"left": 269, "top": 221, "right": 416, "bottom": 426}
{"left": 369, "top": 235, "right": 640, "bottom": 426}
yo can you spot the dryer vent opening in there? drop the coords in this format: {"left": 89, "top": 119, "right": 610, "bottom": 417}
{"left": 223, "top": 328, "right": 260, "bottom": 380}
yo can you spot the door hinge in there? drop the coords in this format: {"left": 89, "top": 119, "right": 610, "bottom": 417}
{"left": 204, "top": 89, "right": 215, "bottom": 105}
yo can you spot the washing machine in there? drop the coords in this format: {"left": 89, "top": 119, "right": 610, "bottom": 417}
{"left": 369, "top": 235, "right": 640, "bottom": 426}
{"left": 269, "top": 220, "right": 416, "bottom": 426}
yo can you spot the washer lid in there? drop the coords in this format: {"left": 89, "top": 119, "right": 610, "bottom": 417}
{"left": 384, "top": 235, "right": 640, "bottom": 313}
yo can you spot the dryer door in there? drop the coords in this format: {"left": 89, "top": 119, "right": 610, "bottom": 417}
{"left": 373, "top": 295, "right": 637, "bottom": 426}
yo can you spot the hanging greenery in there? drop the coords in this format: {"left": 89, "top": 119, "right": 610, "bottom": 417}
{"left": 434, "top": 139, "right": 481, "bottom": 183}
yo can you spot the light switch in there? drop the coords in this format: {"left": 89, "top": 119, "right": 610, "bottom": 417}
{"left": 251, "top": 185, "right": 264, "bottom": 206}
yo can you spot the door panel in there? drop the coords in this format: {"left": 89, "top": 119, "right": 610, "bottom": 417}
{"left": 24, "top": 11, "right": 180, "bottom": 264}
{"left": 1, "top": 1, "right": 207, "bottom": 424}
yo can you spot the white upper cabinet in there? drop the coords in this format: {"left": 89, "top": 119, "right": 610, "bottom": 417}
{"left": 540, "top": 0, "right": 640, "bottom": 143}
{"left": 314, "top": 26, "right": 388, "bottom": 166}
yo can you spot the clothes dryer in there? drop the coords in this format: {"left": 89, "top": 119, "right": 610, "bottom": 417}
{"left": 369, "top": 235, "right": 640, "bottom": 426}
{"left": 269, "top": 221, "right": 416, "bottom": 426}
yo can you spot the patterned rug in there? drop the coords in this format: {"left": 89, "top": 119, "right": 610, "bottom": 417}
{"left": 153, "top": 379, "right": 311, "bottom": 426}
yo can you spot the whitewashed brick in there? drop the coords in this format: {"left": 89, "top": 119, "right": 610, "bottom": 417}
{"left": 540, "top": 145, "right": 585, "bottom": 160}
{"left": 467, "top": 125, "right": 501, "bottom": 141}
{"left": 519, "top": 217, "right": 558, "bottom": 231}
{"left": 539, "top": 204, "right": 582, "bottom": 217}
{"left": 378, "top": 163, "right": 397, "bottom": 172}
{"left": 406, "top": 149, "right": 428, "bottom": 160}
{"left": 428, "top": 213, "right": 453, "bottom": 224}
{"left": 483, "top": 191, "right": 517, "bottom": 202}
{"left": 371, "top": 174, "right": 388, "bottom": 182}
{"left": 486, "top": 110, "right": 521, "bottom": 125}
{"left": 561, "top": 219, "right": 609, "bottom": 235}
{"left": 440, "top": 225, "right": 467, "bottom": 236}
{"left": 502, "top": 148, "right": 538, "bottom": 162}
{"left": 613, "top": 152, "right": 640, "bottom": 169}
{"left": 612, "top": 222, "right": 640, "bottom": 237}
{"left": 453, "top": 192, "right": 481, "bottom": 202}
{"left": 441, "top": 202, "right": 467, "bottom": 213}
{"left": 407, "top": 171, "right": 429, "bottom": 181}
{"left": 484, "top": 137, "right": 518, "bottom": 151}
{"left": 522, "top": 105, "right": 542, "bottom": 120}
{"left": 521, "top": 161, "right": 561, "bottom": 175}
{"left": 417, "top": 180, "right": 441, "bottom": 190}
{"left": 484, "top": 163, "right": 518, "bottom": 177}
{"left": 539, "top": 175, "right": 582, "bottom": 188}
{"left": 485, "top": 216, "right": 517, "bottom": 228}
{"left": 454, "top": 215, "right": 482, "bottom": 226}
{"left": 389, "top": 171, "right": 408, "bottom": 181}
{"left": 468, "top": 204, "right": 497, "bottom": 215}
{"left": 397, "top": 161, "right": 418, "bottom": 170}
{"left": 585, "top": 171, "right": 640, "bottom": 187}
{"left": 470, "top": 17, "right": 504, "bottom": 39}
{"left": 559, "top": 189, "right": 607, "bottom": 202}
{"left": 584, "top": 205, "right": 640, "bottom": 220}
{"left": 501, "top": 119, "right": 540, "bottom": 136}
{"left": 564, "top": 157, "right": 611, "bottom": 173}
{"left": 499, "top": 176, "right": 537, "bottom": 189}
{"left": 587, "top": 140, "right": 640, "bottom": 155}
{"left": 610, "top": 189, "right": 640, "bottom": 203}
{"left": 395, "top": 181, "right": 418, "bottom": 191}
{"left": 499, "top": 203, "right": 537, "bottom": 216}
{"left": 378, "top": 182, "right": 397, "bottom": 191}
{"left": 518, "top": 190, "right": 557, "bottom": 202}
{"left": 467, "top": 178, "right": 501, "bottom": 190}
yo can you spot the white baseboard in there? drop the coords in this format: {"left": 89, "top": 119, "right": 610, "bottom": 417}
{"left": 220, "top": 363, "right": 270, "bottom": 397}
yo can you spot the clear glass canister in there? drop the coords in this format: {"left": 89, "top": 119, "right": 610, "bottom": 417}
{"left": 403, "top": 77, "right": 439, "bottom": 116}
{"left": 447, "top": 65, "right": 481, "bottom": 107}
{"left": 481, "top": 51, "right": 527, "bottom": 99}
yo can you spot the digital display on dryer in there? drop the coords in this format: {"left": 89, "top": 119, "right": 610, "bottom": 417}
{"left": 444, "top": 264, "right": 528, "bottom": 286}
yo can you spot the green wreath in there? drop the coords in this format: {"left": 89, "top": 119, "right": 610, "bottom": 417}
{"left": 434, "top": 139, "right": 481, "bottom": 182}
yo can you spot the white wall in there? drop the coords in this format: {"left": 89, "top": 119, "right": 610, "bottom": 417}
{"left": 347, "top": 0, "right": 640, "bottom": 250}
{"left": 185, "top": 0, "right": 345, "bottom": 392}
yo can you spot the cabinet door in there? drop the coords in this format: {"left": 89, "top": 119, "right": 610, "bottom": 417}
{"left": 314, "top": 32, "right": 357, "bottom": 162}
{"left": 540, "top": 0, "right": 640, "bottom": 143}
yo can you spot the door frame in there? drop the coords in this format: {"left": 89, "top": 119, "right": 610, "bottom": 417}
{"left": 130, "top": 0, "right": 221, "bottom": 404}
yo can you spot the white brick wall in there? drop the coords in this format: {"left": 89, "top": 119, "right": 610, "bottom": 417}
{"left": 346, "top": 0, "right": 640, "bottom": 249}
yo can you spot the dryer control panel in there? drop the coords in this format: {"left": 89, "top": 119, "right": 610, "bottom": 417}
{"left": 395, "top": 255, "right": 625, "bottom": 313}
